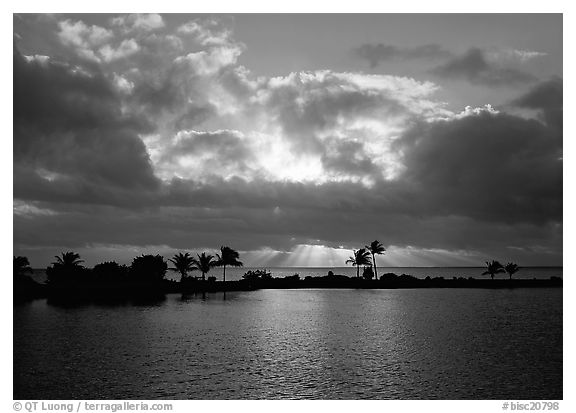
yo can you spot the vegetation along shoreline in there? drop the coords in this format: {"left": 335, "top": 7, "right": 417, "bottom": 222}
{"left": 13, "top": 241, "right": 562, "bottom": 304}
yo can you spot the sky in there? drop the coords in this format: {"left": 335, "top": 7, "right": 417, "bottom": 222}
{"left": 12, "top": 13, "right": 563, "bottom": 267}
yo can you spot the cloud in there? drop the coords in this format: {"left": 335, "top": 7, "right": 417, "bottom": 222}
{"left": 512, "top": 77, "right": 562, "bottom": 128}
{"left": 513, "top": 77, "right": 562, "bottom": 110}
{"left": 13, "top": 47, "right": 159, "bottom": 190}
{"left": 110, "top": 13, "right": 165, "bottom": 34}
{"left": 354, "top": 43, "right": 452, "bottom": 67}
{"left": 321, "top": 138, "right": 380, "bottom": 179}
{"left": 175, "top": 46, "right": 243, "bottom": 76}
{"left": 57, "top": 19, "right": 144, "bottom": 63}
{"left": 177, "top": 18, "right": 233, "bottom": 46}
{"left": 395, "top": 103, "right": 561, "bottom": 225}
{"left": 99, "top": 38, "right": 140, "bottom": 62}
{"left": 13, "top": 177, "right": 562, "bottom": 266}
{"left": 431, "top": 48, "right": 536, "bottom": 86}
{"left": 489, "top": 49, "right": 548, "bottom": 63}
{"left": 249, "top": 70, "right": 446, "bottom": 181}
{"left": 13, "top": 15, "right": 562, "bottom": 267}
{"left": 57, "top": 19, "right": 113, "bottom": 62}
{"left": 155, "top": 130, "right": 258, "bottom": 181}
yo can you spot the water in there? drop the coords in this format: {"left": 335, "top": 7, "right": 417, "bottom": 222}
{"left": 29, "top": 266, "right": 563, "bottom": 283}
{"left": 14, "top": 288, "right": 562, "bottom": 399}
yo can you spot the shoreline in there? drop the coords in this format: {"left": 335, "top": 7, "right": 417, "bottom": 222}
{"left": 14, "top": 274, "right": 563, "bottom": 305}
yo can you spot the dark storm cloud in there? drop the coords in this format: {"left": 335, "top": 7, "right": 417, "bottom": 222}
{"left": 395, "top": 107, "right": 561, "bottom": 225}
{"left": 13, "top": 48, "right": 160, "bottom": 190}
{"left": 158, "top": 130, "right": 256, "bottom": 178}
{"left": 14, "top": 188, "right": 561, "bottom": 265}
{"left": 513, "top": 77, "right": 562, "bottom": 110}
{"left": 320, "top": 138, "right": 380, "bottom": 178}
{"left": 431, "top": 48, "right": 536, "bottom": 86}
{"left": 354, "top": 43, "right": 452, "bottom": 67}
{"left": 512, "top": 77, "right": 563, "bottom": 129}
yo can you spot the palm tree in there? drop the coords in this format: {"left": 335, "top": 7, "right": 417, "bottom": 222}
{"left": 504, "top": 262, "right": 520, "bottom": 280}
{"left": 482, "top": 260, "right": 505, "bottom": 280}
{"left": 47, "top": 251, "right": 85, "bottom": 285}
{"left": 216, "top": 246, "right": 243, "bottom": 283}
{"left": 53, "top": 252, "right": 84, "bottom": 269}
{"left": 169, "top": 252, "right": 196, "bottom": 282}
{"left": 365, "top": 240, "right": 386, "bottom": 280}
{"left": 14, "top": 256, "right": 33, "bottom": 278}
{"left": 346, "top": 248, "right": 372, "bottom": 278}
{"left": 191, "top": 252, "right": 218, "bottom": 281}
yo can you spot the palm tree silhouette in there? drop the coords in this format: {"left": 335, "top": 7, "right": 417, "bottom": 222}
{"left": 191, "top": 252, "right": 218, "bottom": 281}
{"left": 14, "top": 256, "right": 33, "bottom": 277}
{"left": 365, "top": 240, "right": 386, "bottom": 280}
{"left": 504, "top": 262, "right": 520, "bottom": 280}
{"left": 169, "top": 252, "right": 196, "bottom": 282}
{"left": 216, "top": 246, "right": 243, "bottom": 283}
{"left": 482, "top": 260, "right": 505, "bottom": 280}
{"left": 53, "top": 252, "right": 84, "bottom": 269}
{"left": 346, "top": 248, "right": 372, "bottom": 278}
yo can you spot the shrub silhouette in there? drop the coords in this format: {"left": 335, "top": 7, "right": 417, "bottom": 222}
{"left": 380, "top": 272, "right": 398, "bottom": 282}
{"left": 362, "top": 266, "right": 374, "bottom": 280}
{"left": 14, "top": 256, "right": 44, "bottom": 301}
{"left": 14, "top": 256, "right": 33, "bottom": 278}
{"left": 242, "top": 269, "right": 271, "bottom": 282}
{"left": 92, "top": 261, "right": 129, "bottom": 283}
{"left": 130, "top": 254, "right": 168, "bottom": 284}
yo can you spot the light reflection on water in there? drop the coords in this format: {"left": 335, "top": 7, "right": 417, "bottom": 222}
{"left": 14, "top": 288, "right": 562, "bottom": 399}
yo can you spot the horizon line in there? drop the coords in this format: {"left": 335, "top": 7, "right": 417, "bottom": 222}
{"left": 30, "top": 265, "right": 563, "bottom": 269}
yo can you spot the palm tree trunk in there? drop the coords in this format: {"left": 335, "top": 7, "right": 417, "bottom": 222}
{"left": 357, "top": 264, "right": 360, "bottom": 278}
{"left": 223, "top": 265, "right": 226, "bottom": 283}
{"left": 372, "top": 254, "right": 377, "bottom": 280}
{"left": 202, "top": 271, "right": 205, "bottom": 281}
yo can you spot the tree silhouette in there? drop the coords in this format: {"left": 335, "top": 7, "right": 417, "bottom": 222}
{"left": 216, "top": 246, "right": 243, "bottom": 283}
{"left": 47, "top": 252, "right": 85, "bottom": 285}
{"left": 14, "top": 256, "right": 33, "bottom": 278}
{"left": 168, "top": 253, "right": 196, "bottom": 282}
{"left": 504, "top": 262, "right": 520, "bottom": 280}
{"left": 346, "top": 248, "right": 372, "bottom": 278}
{"left": 362, "top": 266, "right": 374, "bottom": 280}
{"left": 365, "top": 240, "right": 386, "bottom": 280}
{"left": 191, "top": 252, "right": 218, "bottom": 281}
{"left": 482, "top": 260, "right": 505, "bottom": 280}
{"left": 130, "top": 254, "right": 168, "bottom": 283}
{"left": 53, "top": 252, "right": 84, "bottom": 268}
{"left": 92, "top": 261, "right": 129, "bottom": 282}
